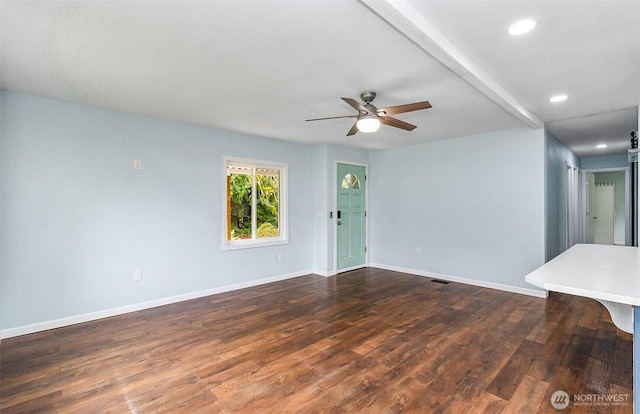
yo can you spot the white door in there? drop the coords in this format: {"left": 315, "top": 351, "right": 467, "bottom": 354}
{"left": 589, "top": 182, "right": 615, "bottom": 245}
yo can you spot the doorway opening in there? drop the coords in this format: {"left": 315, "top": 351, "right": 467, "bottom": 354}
{"left": 581, "top": 168, "right": 630, "bottom": 246}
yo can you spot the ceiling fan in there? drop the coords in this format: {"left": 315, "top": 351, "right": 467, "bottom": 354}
{"left": 306, "top": 91, "right": 432, "bottom": 136}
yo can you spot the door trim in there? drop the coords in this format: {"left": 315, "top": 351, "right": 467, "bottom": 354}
{"left": 334, "top": 160, "right": 369, "bottom": 274}
{"left": 566, "top": 162, "right": 579, "bottom": 249}
{"left": 581, "top": 167, "right": 631, "bottom": 246}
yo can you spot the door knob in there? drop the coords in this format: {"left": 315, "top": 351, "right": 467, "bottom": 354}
{"left": 337, "top": 221, "right": 342, "bottom": 225}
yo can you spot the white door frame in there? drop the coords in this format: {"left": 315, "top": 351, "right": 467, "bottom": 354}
{"left": 581, "top": 167, "right": 631, "bottom": 246}
{"left": 333, "top": 160, "right": 369, "bottom": 274}
{"left": 566, "top": 162, "right": 579, "bottom": 249}
{"left": 578, "top": 170, "right": 588, "bottom": 244}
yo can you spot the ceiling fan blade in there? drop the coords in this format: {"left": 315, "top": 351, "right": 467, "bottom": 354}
{"left": 380, "top": 115, "right": 417, "bottom": 131}
{"left": 305, "top": 115, "right": 358, "bottom": 122}
{"left": 342, "top": 97, "right": 368, "bottom": 114}
{"left": 379, "top": 101, "right": 432, "bottom": 116}
{"left": 346, "top": 121, "right": 359, "bottom": 136}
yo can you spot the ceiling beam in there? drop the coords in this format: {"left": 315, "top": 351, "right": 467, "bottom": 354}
{"left": 358, "top": 0, "right": 544, "bottom": 129}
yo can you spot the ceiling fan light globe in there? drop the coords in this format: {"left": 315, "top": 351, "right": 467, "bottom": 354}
{"left": 356, "top": 116, "right": 380, "bottom": 133}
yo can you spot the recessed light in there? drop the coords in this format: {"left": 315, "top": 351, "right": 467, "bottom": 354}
{"left": 549, "top": 94, "right": 568, "bottom": 103}
{"left": 596, "top": 144, "right": 607, "bottom": 149}
{"left": 508, "top": 19, "right": 537, "bottom": 35}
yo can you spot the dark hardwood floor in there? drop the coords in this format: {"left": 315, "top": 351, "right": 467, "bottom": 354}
{"left": 0, "top": 268, "right": 632, "bottom": 413}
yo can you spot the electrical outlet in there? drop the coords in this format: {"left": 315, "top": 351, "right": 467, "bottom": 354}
{"left": 415, "top": 247, "right": 421, "bottom": 255}
{"left": 278, "top": 252, "right": 283, "bottom": 262}
{"left": 133, "top": 270, "right": 142, "bottom": 281}
{"left": 133, "top": 160, "right": 142, "bottom": 170}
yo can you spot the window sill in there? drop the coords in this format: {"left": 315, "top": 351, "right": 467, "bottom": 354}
{"left": 222, "top": 238, "right": 288, "bottom": 251}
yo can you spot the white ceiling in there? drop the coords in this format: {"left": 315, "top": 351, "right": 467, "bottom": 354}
{"left": 1, "top": 1, "right": 639, "bottom": 156}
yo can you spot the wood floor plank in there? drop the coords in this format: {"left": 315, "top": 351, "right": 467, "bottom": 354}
{"left": 526, "top": 317, "right": 559, "bottom": 345}
{"left": 367, "top": 376, "right": 427, "bottom": 414}
{"left": 486, "top": 339, "right": 544, "bottom": 400}
{"left": 583, "top": 356, "right": 613, "bottom": 394}
{"left": 611, "top": 331, "right": 633, "bottom": 390}
{"left": 527, "top": 298, "right": 582, "bottom": 382}
{"left": 1, "top": 269, "right": 632, "bottom": 413}
{"left": 560, "top": 326, "right": 597, "bottom": 372}
{"left": 502, "top": 374, "right": 549, "bottom": 413}
{"left": 538, "top": 365, "right": 582, "bottom": 413}
{"left": 438, "top": 334, "right": 519, "bottom": 404}
{"left": 467, "top": 391, "right": 509, "bottom": 413}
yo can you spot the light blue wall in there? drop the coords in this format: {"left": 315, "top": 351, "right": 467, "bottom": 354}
{"left": 0, "top": 91, "right": 314, "bottom": 331}
{"left": 581, "top": 154, "right": 630, "bottom": 170}
{"left": 312, "top": 145, "right": 329, "bottom": 274}
{"left": 368, "top": 127, "right": 546, "bottom": 290}
{"left": 545, "top": 130, "right": 579, "bottom": 261}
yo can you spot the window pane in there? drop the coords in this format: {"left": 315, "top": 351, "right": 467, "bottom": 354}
{"left": 352, "top": 174, "right": 360, "bottom": 189}
{"left": 228, "top": 167, "right": 252, "bottom": 241}
{"left": 341, "top": 173, "right": 360, "bottom": 189}
{"left": 256, "top": 168, "right": 280, "bottom": 238}
{"left": 224, "top": 158, "right": 287, "bottom": 249}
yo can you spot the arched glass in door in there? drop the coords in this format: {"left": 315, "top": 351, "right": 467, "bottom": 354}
{"left": 341, "top": 173, "right": 361, "bottom": 189}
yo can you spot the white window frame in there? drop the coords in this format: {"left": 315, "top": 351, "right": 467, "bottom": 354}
{"left": 222, "top": 156, "right": 288, "bottom": 250}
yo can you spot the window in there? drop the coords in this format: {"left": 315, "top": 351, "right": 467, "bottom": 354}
{"left": 223, "top": 157, "right": 287, "bottom": 249}
{"left": 341, "top": 173, "right": 361, "bottom": 189}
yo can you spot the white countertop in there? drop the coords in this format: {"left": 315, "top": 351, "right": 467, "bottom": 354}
{"left": 526, "top": 244, "right": 640, "bottom": 307}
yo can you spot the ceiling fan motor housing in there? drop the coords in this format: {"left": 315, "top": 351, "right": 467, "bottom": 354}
{"left": 360, "top": 91, "right": 376, "bottom": 104}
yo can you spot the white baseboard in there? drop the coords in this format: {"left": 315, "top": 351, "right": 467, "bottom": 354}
{"left": 312, "top": 269, "right": 336, "bottom": 277}
{"left": 1, "top": 265, "right": 548, "bottom": 340}
{"left": 368, "top": 263, "right": 548, "bottom": 299}
{"left": 313, "top": 265, "right": 367, "bottom": 277}
{"left": 1, "top": 269, "right": 312, "bottom": 339}
{"left": 336, "top": 265, "right": 367, "bottom": 274}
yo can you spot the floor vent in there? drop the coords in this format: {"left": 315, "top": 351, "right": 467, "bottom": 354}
{"left": 430, "top": 279, "right": 450, "bottom": 285}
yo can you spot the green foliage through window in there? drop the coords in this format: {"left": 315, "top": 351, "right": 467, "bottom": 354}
{"left": 227, "top": 162, "right": 281, "bottom": 242}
